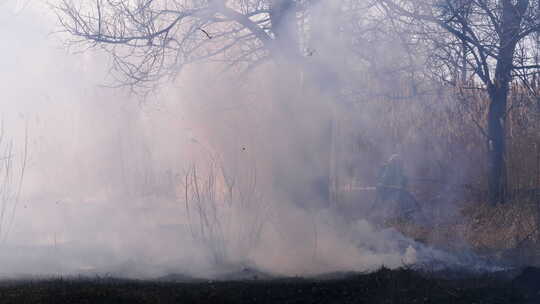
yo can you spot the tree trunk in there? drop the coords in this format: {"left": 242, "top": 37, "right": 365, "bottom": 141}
{"left": 268, "top": 1, "right": 314, "bottom": 207}
{"left": 484, "top": 0, "right": 528, "bottom": 205}
{"left": 487, "top": 84, "right": 508, "bottom": 205}
{"left": 266, "top": 1, "right": 335, "bottom": 209}
{"left": 269, "top": 0, "right": 301, "bottom": 63}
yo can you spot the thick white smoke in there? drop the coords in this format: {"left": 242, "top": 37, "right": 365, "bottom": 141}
{"left": 0, "top": 0, "right": 493, "bottom": 279}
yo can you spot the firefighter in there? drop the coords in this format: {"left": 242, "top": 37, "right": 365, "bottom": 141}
{"left": 371, "top": 154, "right": 418, "bottom": 220}
{"left": 376, "top": 154, "right": 408, "bottom": 202}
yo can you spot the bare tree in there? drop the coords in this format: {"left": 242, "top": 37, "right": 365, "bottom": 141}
{"left": 180, "top": 155, "right": 270, "bottom": 266}
{"left": 380, "top": 0, "right": 540, "bottom": 205}
{"left": 55, "top": 0, "right": 315, "bottom": 92}
{"left": 55, "top": 0, "right": 357, "bottom": 209}
{"left": 0, "top": 123, "right": 28, "bottom": 244}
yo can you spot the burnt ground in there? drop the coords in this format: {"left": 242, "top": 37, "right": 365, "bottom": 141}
{"left": 1, "top": 267, "right": 538, "bottom": 304}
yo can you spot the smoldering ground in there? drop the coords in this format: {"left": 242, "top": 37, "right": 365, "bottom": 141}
{"left": 0, "top": 0, "right": 499, "bottom": 280}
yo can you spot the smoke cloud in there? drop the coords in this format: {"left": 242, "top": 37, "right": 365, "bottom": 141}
{"left": 0, "top": 0, "right": 492, "bottom": 279}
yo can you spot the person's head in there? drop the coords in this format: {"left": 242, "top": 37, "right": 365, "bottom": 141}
{"left": 387, "top": 154, "right": 402, "bottom": 167}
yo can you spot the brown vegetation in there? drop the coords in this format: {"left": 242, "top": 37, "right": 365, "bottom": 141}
{"left": 335, "top": 80, "right": 540, "bottom": 265}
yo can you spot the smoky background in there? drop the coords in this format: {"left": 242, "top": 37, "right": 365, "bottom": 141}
{"left": 0, "top": 0, "right": 536, "bottom": 278}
